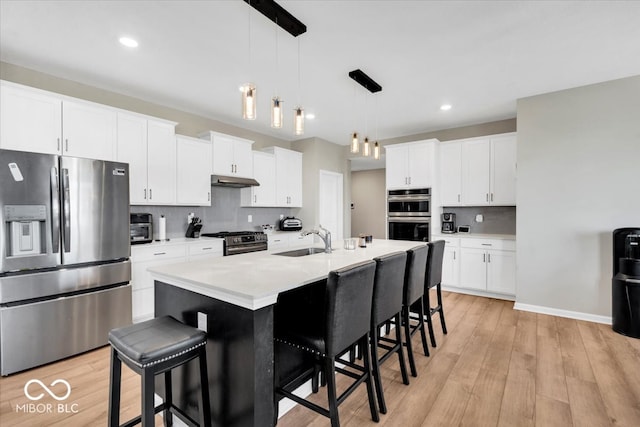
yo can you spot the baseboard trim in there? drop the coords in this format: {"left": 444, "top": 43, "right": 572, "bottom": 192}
{"left": 513, "top": 302, "right": 612, "bottom": 325}
{"left": 442, "top": 286, "right": 515, "bottom": 302}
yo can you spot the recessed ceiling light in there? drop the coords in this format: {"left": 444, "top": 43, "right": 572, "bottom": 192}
{"left": 305, "top": 113, "right": 315, "bottom": 120}
{"left": 440, "top": 104, "right": 452, "bottom": 111}
{"left": 119, "top": 37, "right": 138, "bottom": 48}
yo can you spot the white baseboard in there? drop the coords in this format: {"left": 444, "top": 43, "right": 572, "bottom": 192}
{"left": 441, "top": 285, "right": 515, "bottom": 301}
{"left": 513, "top": 302, "right": 612, "bottom": 325}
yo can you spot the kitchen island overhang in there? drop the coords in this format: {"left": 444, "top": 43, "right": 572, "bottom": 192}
{"left": 148, "top": 240, "right": 421, "bottom": 427}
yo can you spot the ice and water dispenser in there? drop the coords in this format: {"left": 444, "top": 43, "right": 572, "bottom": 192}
{"left": 4, "top": 205, "right": 47, "bottom": 258}
{"left": 612, "top": 228, "right": 640, "bottom": 338}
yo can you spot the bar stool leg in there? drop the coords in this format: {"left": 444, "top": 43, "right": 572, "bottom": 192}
{"left": 324, "top": 357, "right": 340, "bottom": 427}
{"left": 425, "top": 290, "right": 437, "bottom": 348}
{"left": 417, "top": 299, "right": 430, "bottom": 357}
{"left": 108, "top": 348, "right": 121, "bottom": 427}
{"left": 395, "top": 312, "right": 409, "bottom": 385}
{"left": 403, "top": 306, "right": 417, "bottom": 377}
{"left": 437, "top": 284, "right": 448, "bottom": 335}
{"left": 142, "top": 370, "right": 155, "bottom": 426}
{"left": 197, "top": 346, "right": 212, "bottom": 427}
{"left": 361, "top": 334, "right": 379, "bottom": 423}
{"left": 370, "top": 324, "right": 387, "bottom": 414}
{"left": 163, "top": 371, "right": 173, "bottom": 426}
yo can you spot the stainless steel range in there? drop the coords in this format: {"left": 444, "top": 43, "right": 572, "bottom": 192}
{"left": 201, "top": 231, "right": 268, "bottom": 256}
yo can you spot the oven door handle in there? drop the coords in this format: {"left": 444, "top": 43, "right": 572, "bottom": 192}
{"left": 387, "top": 195, "right": 431, "bottom": 202}
{"left": 226, "top": 243, "right": 268, "bottom": 255}
{"left": 387, "top": 216, "right": 431, "bottom": 223}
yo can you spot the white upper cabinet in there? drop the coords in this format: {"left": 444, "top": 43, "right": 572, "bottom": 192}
{"left": 1, "top": 81, "right": 116, "bottom": 161}
{"left": 385, "top": 140, "right": 436, "bottom": 189}
{"left": 439, "top": 142, "right": 463, "bottom": 206}
{"left": 458, "top": 133, "right": 517, "bottom": 206}
{"left": 176, "top": 135, "right": 212, "bottom": 206}
{"left": 199, "top": 131, "right": 254, "bottom": 178}
{"left": 241, "top": 151, "right": 276, "bottom": 207}
{"left": 117, "top": 112, "right": 177, "bottom": 205}
{"left": 263, "top": 146, "right": 303, "bottom": 207}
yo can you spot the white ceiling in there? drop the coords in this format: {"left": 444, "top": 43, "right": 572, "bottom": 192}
{"left": 2, "top": 1, "right": 639, "bottom": 149}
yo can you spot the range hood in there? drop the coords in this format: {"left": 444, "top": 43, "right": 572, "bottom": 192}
{"left": 211, "top": 175, "right": 260, "bottom": 188}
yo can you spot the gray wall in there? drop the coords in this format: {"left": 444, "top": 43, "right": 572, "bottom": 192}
{"left": 351, "top": 169, "right": 387, "bottom": 239}
{"left": 440, "top": 206, "right": 516, "bottom": 235}
{"left": 516, "top": 75, "right": 640, "bottom": 319}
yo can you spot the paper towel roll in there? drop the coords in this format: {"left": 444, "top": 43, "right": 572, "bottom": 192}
{"left": 158, "top": 215, "right": 166, "bottom": 240}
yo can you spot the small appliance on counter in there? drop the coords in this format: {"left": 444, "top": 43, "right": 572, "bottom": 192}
{"left": 457, "top": 225, "right": 471, "bottom": 233}
{"left": 279, "top": 216, "right": 302, "bottom": 231}
{"left": 186, "top": 216, "right": 203, "bottom": 238}
{"left": 441, "top": 213, "right": 456, "bottom": 233}
{"left": 612, "top": 227, "right": 640, "bottom": 338}
{"left": 130, "top": 213, "right": 153, "bottom": 244}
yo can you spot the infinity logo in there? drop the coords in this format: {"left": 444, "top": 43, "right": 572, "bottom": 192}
{"left": 24, "top": 379, "right": 71, "bottom": 401}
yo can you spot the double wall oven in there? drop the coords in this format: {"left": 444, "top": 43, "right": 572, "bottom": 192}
{"left": 387, "top": 188, "right": 431, "bottom": 242}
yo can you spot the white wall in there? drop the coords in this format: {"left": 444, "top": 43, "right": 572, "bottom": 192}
{"left": 516, "top": 75, "right": 640, "bottom": 321}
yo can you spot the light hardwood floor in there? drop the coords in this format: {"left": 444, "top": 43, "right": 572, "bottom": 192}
{"left": 1, "top": 292, "right": 639, "bottom": 426}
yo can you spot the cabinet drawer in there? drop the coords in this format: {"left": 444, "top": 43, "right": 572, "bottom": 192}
{"left": 433, "top": 236, "right": 460, "bottom": 247}
{"left": 188, "top": 240, "right": 223, "bottom": 257}
{"left": 460, "top": 238, "right": 515, "bottom": 251}
{"left": 131, "top": 244, "right": 187, "bottom": 262}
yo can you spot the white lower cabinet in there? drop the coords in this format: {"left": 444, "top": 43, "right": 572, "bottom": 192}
{"left": 268, "top": 233, "right": 313, "bottom": 251}
{"left": 434, "top": 235, "right": 516, "bottom": 297}
{"left": 130, "top": 239, "right": 223, "bottom": 322}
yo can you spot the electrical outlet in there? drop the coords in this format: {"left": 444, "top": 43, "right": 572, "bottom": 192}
{"left": 248, "top": 214, "right": 253, "bottom": 223}
{"left": 197, "top": 312, "right": 207, "bottom": 332}
{"left": 475, "top": 214, "right": 484, "bottom": 223}
{"left": 280, "top": 214, "right": 284, "bottom": 220}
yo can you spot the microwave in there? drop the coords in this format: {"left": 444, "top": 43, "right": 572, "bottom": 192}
{"left": 387, "top": 188, "right": 431, "bottom": 216}
{"left": 130, "top": 213, "right": 153, "bottom": 244}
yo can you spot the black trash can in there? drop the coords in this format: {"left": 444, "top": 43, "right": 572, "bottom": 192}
{"left": 612, "top": 228, "right": 640, "bottom": 338}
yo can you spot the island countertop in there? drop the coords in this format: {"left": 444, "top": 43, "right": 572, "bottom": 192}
{"left": 148, "top": 239, "right": 422, "bottom": 310}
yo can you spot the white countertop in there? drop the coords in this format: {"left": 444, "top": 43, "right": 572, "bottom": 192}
{"left": 131, "top": 236, "right": 225, "bottom": 248}
{"left": 432, "top": 233, "right": 516, "bottom": 240}
{"left": 148, "top": 239, "right": 421, "bottom": 311}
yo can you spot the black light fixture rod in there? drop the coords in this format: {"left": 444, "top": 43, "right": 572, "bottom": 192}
{"left": 349, "top": 69, "right": 382, "bottom": 93}
{"left": 244, "top": 0, "right": 307, "bottom": 37}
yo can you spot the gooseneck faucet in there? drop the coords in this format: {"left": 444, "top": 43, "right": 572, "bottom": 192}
{"left": 301, "top": 225, "right": 332, "bottom": 253}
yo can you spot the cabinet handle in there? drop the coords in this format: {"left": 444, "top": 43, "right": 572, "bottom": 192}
{"left": 488, "top": 253, "right": 491, "bottom": 262}
{"left": 231, "top": 164, "right": 234, "bottom": 173}
{"left": 486, "top": 193, "right": 489, "bottom": 202}
{"left": 254, "top": 195, "right": 257, "bottom": 203}
{"left": 453, "top": 251, "right": 456, "bottom": 260}
{"left": 65, "top": 139, "right": 69, "bottom": 152}
{"left": 202, "top": 247, "right": 212, "bottom": 251}
{"left": 149, "top": 189, "right": 152, "bottom": 200}
{"left": 458, "top": 194, "right": 460, "bottom": 202}
{"left": 144, "top": 188, "right": 147, "bottom": 200}
{"left": 481, "top": 243, "right": 492, "bottom": 246}
{"left": 491, "top": 193, "right": 494, "bottom": 202}
{"left": 409, "top": 177, "right": 411, "bottom": 185}
{"left": 208, "top": 192, "right": 211, "bottom": 202}
{"left": 483, "top": 253, "right": 486, "bottom": 262}
{"left": 153, "top": 252, "right": 166, "bottom": 256}
{"left": 57, "top": 138, "right": 61, "bottom": 151}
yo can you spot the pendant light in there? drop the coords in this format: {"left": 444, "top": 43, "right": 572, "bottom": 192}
{"left": 271, "top": 18, "right": 283, "bottom": 128}
{"left": 242, "top": 5, "right": 256, "bottom": 120}
{"left": 363, "top": 137, "right": 371, "bottom": 157}
{"left": 293, "top": 38, "right": 304, "bottom": 135}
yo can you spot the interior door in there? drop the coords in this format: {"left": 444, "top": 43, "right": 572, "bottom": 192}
{"left": 60, "top": 156, "right": 130, "bottom": 265}
{"left": 319, "top": 170, "right": 344, "bottom": 241}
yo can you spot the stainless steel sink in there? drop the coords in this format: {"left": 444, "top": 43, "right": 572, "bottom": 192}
{"left": 273, "top": 247, "right": 327, "bottom": 257}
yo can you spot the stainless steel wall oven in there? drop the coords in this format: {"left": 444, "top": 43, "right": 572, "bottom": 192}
{"left": 387, "top": 188, "right": 431, "bottom": 242}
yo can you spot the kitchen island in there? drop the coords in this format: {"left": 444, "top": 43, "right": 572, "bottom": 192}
{"left": 148, "top": 239, "right": 421, "bottom": 427}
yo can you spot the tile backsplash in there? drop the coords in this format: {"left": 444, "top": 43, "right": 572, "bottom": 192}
{"left": 131, "top": 186, "right": 295, "bottom": 239}
{"left": 439, "top": 206, "right": 516, "bottom": 235}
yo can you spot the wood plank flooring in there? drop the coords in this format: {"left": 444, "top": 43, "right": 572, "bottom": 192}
{"left": 1, "top": 292, "right": 639, "bottom": 426}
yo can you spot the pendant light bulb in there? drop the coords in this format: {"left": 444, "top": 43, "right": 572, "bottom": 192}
{"left": 242, "top": 84, "right": 256, "bottom": 120}
{"left": 373, "top": 141, "right": 380, "bottom": 160}
{"left": 294, "top": 107, "right": 305, "bottom": 135}
{"left": 363, "top": 137, "right": 371, "bottom": 157}
{"left": 350, "top": 132, "right": 359, "bottom": 153}
{"left": 271, "top": 97, "right": 283, "bottom": 128}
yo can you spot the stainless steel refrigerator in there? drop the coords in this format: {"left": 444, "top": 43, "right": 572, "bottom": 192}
{"left": 0, "top": 149, "right": 132, "bottom": 375}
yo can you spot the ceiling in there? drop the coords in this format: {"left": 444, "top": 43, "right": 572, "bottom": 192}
{"left": 2, "top": 1, "right": 639, "bottom": 150}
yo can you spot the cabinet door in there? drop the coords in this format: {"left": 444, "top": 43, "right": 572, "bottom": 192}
{"left": 268, "top": 235, "right": 288, "bottom": 250}
{"left": 62, "top": 100, "right": 116, "bottom": 161}
{"left": 245, "top": 152, "right": 276, "bottom": 206}
{"left": 117, "top": 113, "right": 148, "bottom": 204}
{"left": 176, "top": 136, "right": 212, "bottom": 205}
{"left": 407, "top": 142, "right": 433, "bottom": 188}
{"left": 146, "top": 120, "right": 176, "bottom": 204}
{"left": 462, "top": 139, "right": 491, "bottom": 205}
{"left": 385, "top": 146, "right": 408, "bottom": 189}
{"left": 439, "top": 142, "right": 462, "bottom": 206}
{"left": 459, "top": 248, "right": 487, "bottom": 290}
{"left": 442, "top": 246, "right": 460, "bottom": 286}
{"left": 286, "top": 150, "right": 303, "bottom": 207}
{"left": 211, "top": 134, "right": 235, "bottom": 175}
{"left": 486, "top": 250, "right": 516, "bottom": 295}
{"left": 490, "top": 135, "right": 517, "bottom": 205}
{"left": 0, "top": 83, "right": 62, "bottom": 154}
{"left": 232, "top": 139, "right": 254, "bottom": 178}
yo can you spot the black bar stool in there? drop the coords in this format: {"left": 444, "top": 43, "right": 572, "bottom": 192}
{"left": 107, "top": 315, "right": 211, "bottom": 427}
{"left": 274, "top": 260, "right": 379, "bottom": 427}
{"left": 403, "top": 245, "right": 430, "bottom": 377}
{"left": 423, "top": 240, "right": 448, "bottom": 347}
{"left": 370, "top": 251, "right": 409, "bottom": 414}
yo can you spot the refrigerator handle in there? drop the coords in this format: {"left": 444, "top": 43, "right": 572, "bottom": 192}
{"left": 50, "top": 167, "right": 60, "bottom": 253}
{"left": 62, "top": 168, "right": 71, "bottom": 253}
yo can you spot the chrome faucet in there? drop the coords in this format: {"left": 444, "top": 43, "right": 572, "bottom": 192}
{"left": 301, "top": 225, "right": 332, "bottom": 253}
